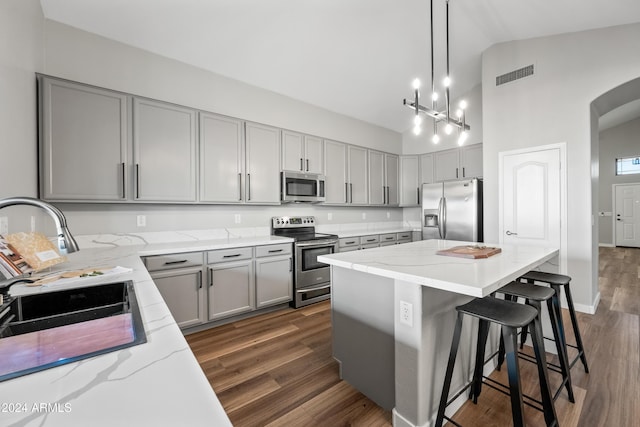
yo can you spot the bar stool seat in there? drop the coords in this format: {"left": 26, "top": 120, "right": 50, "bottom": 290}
{"left": 435, "top": 297, "right": 558, "bottom": 427}
{"left": 495, "top": 281, "right": 575, "bottom": 403}
{"left": 519, "top": 271, "right": 589, "bottom": 373}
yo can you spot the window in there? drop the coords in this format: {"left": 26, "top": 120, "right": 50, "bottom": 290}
{"left": 616, "top": 156, "right": 640, "bottom": 175}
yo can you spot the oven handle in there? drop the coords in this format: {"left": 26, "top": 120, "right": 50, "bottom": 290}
{"left": 295, "top": 240, "right": 338, "bottom": 248}
{"left": 297, "top": 284, "right": 331, "bottom": 293}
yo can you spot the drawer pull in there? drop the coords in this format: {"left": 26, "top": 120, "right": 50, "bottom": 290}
{"left": 385, "top": 237, "right": 393, "bottom": 240}
{"left": 268, "top": 249, "right": 283, "bottom": 253}
{"left": 223, "top": 254, "right": 241, "bottom": 258}
{"left": 366, "top": 239, "right": 375, "bottom": 242}
{"left": 345, "top": 241, "right": 356, "bottom": 244}
{"left": 163, "top": 259, "right": 188, "bottom": 265}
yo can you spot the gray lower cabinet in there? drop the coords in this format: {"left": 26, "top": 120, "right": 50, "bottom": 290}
{"left": 39, "top": 76, "right": 128, "bottom": 201}
{"left": 144, "top": 252, "right": 205, "bottom": 329}
{"left": 207, "top": 247, "right": 254, "bottom": 320}
{"left": 255, "top": 243, "right": 293, "bottom": 308}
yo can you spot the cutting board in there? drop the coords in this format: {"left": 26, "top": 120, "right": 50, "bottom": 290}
{"left": 436, "top": 245, "right": 502, "bottom": 259}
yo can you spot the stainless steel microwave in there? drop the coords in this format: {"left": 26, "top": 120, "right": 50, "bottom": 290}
{"left": 281, "top": 171, "right": 326, "bottom": 203}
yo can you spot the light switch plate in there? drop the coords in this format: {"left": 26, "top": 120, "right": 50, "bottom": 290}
{"left": 137, "top": 215, "right": 146, "bottom": 227}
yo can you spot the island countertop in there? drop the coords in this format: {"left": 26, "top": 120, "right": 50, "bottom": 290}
{"left": 318, "top": 239, "right": 559, "bottom": 297}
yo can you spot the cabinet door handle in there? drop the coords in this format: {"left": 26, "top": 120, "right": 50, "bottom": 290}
{"left": 247, "top": 173, "right": 251, "bottom": 201}
{"left": 268, "top": 249, "right": 283, "bottom": 253}
{"left": 289, "top": 257, "right": 292, "bottom": 272}
{"left": 135, "top": 164, "right": 140, "bottom": 198}
{"left": 223, "top": 253, "right": 241, "bottom": 258}
{"left": 300, "top": 158, "right": 303, "bottom": 171}
{"left": 209, "top": 268, "right": 213, "bottom": 287}
{"left": 238, "top": 173, "right": 242, "bottom": 201}
{"left": 121, "top": 162, "right": 126, "bottom": 198}
{"left": 463, "top": 167, "right": 466, "bottom": 177}
{"left": 345, "top": 183, "right": 348, "bottom": 203}
{"left": 198, "top": 270, "right": 202, "bottom": 289}
{"left": 417, "top": 187, "right": 420, "bottom": 205}
{"left": 163, "top": 259, "right": 188, "bottom": 265}
{"left": 456, "top": 167, "right": 459, "bottom": 179}
{"left": 306, "top": 159, "right": 309, "bottom": 171}
{"left": 350, "top": 183, "right": 353, "bottom": 203}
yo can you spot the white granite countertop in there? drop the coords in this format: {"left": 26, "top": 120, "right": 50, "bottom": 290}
{"left": 319, "top": 239, "right": 559, "bottom": 297}
{"left": 1, "top": 234, "right": 294, "bottom": 427}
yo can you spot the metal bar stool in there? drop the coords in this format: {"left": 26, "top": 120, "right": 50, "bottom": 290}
{"left": 518, "top": 271, "right": 589, "bottom": 373}
{"left": 495, "top": 281, "right": 575, "bottom": 403}
{"left": 435, "top": 297, "right": 558, "bottom": 427}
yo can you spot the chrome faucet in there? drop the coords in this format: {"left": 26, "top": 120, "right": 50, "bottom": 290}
{"left": 0, "top": 197, "right": 79, "bottom": 254}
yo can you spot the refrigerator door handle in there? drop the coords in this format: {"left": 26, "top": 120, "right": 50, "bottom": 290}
{"left": 438, "top": 197, "right": 445, "bottom": 238}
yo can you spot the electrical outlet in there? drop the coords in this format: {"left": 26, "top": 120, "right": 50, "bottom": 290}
{"left": 137, "top": 215, "right": 146, "bottom": 227}
{"left": 362, "top": 212, "right": 366, "bottom": 220}
{"left": 328, "top": 212, "right": 333, "bottom": 221}
{"left": 0, "top": 217, "right": 8, "bottom": 235}
{"left": 234, "top": 214, "right": 241, "bottom": 224}
{"left": 386, "top": 211, "right": 390, "bottom": 219}
{"left": 400, "top": 301, "right": 413, "bottom": 327}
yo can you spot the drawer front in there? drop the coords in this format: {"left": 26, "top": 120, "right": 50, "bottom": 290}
{"left": 360, "top": 235, "right": 379, "bottom": 245}
{"left": 380, "top": 233, "right": 397, "bottom": 243}
{"left": 255, "top": 243, "right": 292, "bottom": 258}
{"left": 339, "top": 245, "right": 360, "bottom": 252}
{"left": 397, "top": 239, "right": 411, "bottom": 245}
{"left": 144, "top": 252, "right": 203, "bottom": 272}
{"left": 397, "top": 232, "right": 412, "bottom": 240}
{"left": 207, "top": 247, "right": 253, "bottom": 263}
{"left": 361, "top": 242, "right": 379, "bottom": 249}
{"left": 339, "top": 237, "right": 360, "bottom": 248}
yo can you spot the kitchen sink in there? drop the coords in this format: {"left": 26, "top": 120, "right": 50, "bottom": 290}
{"left": 0, "top": 281, "right": 146, "bottom": 382}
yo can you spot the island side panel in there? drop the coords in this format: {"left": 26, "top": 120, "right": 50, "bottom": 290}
{"left": 331, "top": 266, "right": 396, "bottom": 410}
{"left": 393, "top": 280, "right": 478, "bottom": 427}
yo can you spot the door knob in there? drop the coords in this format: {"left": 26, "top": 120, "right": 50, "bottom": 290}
{"left": 506, "top": 230, "right": 518, "bottom": 236}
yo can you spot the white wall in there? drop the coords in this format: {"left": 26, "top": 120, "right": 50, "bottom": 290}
{"left": 598, "top": 116, "right": 640, "bottom": 245}
{"left": 0, "top": 0, "right": 49, "bottom": 232}
{"left": 482, "top": 23, "right": 640, "bottom": 309}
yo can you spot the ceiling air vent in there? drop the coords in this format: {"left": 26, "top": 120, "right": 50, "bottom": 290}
{"left": 496, "top": 64, "right": 534, "bottom": 86}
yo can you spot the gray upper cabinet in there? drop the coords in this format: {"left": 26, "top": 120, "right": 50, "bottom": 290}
{"left": 199, "top": 112, "right": 244, "bottom": 203}
{"left": 460, "top": 143, "right": 483, "bottom": 178}
{"left": 385, "top": 153, "right": 399, "bottom": 206}
{"left": 133, "top": 98, "right": 197, "bottom": 202}
{"left": 39, "top": 76, "right": 128, "bottom": 201}
{"left": 281, "top": 131, "right": 323, "bottom": 174}
{"left": 348, "top": 145, "right": 368, "bottom": 205}
{"left": 369, "top": 151, "right": 398, "bottom": 206}
{"left": 420, "top": 153, "right": 435, "bottom": 185}
{"left": 368, "top": 150, "right": 385, "bottom": 205}
{"left": 245, "top": 122, "right": 281, "bottom": 204}
{"left": 323, "top": 139, "right": 348, "bottom": 204}
{"left": 400, "top": 155, "right": 420, "bottom": 206}
{"left": 434, "top": 148, "right": 461, "bottom": 182}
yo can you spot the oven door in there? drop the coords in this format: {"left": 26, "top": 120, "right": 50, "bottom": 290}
{"left": 295, "top": 240, "right": 337, "bottom": 288}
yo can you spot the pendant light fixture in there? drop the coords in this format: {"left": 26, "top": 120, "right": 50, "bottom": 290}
{"left": 403, "top": 0, "right": 469, "bottom": 145}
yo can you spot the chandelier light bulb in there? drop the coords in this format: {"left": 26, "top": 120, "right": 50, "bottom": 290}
{"left": 414, "top": 115, "right": 423, "bottom": 126}
{"left": 456, "top": 109, "right": 463, "bottom": 118}
{"left": 459, "top": 100, "right": 468, "bottom": 110}
{"left": 443, "top": 76, "right": 451, "bottom": 87}
{"left": 412, "top": 78, "right": 421, "bottom": 90}
{"left": 457, "top": 130, "right": 468, "bottom": 146}
{"left": 432, "top": 133, "right": 440, "bottom": 144}
{"left": 444, "top": 123, "right": 453, "bottom": 135}
{"left": 431, "top": 92, "right": 439, "bottom": 101}
{"left": 413, "top": 125, "right": 422, "bottom": 135}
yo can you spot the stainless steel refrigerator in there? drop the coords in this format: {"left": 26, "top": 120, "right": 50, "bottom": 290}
{"left": 422, "top": 178, "right": 483, "bottom": 242}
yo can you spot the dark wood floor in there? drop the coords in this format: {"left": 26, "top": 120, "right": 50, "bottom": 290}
{"left": 187, "top": 246, "right": 640, "bottom": 426}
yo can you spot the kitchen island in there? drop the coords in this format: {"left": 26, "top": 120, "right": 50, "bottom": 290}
{"left": 318, "top": 239, "right": 559, "bottom": 427}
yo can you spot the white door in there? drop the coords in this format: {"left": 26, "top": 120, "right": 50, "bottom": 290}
{"left": 614, "top": 184, "right": 640, "bottom": 247}
{"left": 500, "top": 147, "right": 562, "bottom": 250}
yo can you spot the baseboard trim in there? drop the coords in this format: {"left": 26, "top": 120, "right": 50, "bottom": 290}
{"left": 598, "top": 243, "right": 615, "bottom": 248}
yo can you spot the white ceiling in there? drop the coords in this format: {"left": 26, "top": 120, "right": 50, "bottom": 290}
{"left": 39, "top": 0, "right": 640, "bottom": 133}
